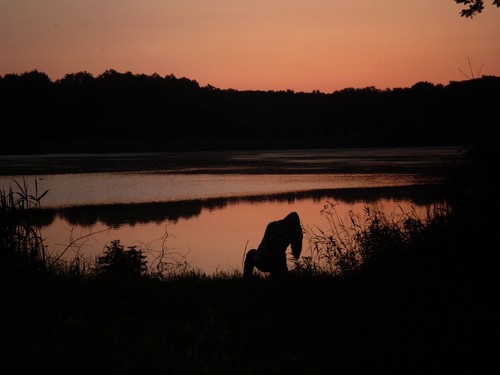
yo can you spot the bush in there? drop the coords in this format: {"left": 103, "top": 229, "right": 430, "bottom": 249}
{"left": 95, "top": 240, "right": 147, "bottom": 278}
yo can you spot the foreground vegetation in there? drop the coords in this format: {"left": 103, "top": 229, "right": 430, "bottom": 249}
{"left": 1, "top": 142, "right": 498, "bottom": 374}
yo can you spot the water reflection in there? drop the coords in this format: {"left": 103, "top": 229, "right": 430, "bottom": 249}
{"left": 0, "top": 172, "right": 430, "bottom": 208}
{"left": 31, "top": 185, "right": 443, "bottom": 228}
{"left": 36, "top": 185, "right": 446, "bottom": 274}
{"left": 2, "top": 147, "right": 457, "bottom": 274}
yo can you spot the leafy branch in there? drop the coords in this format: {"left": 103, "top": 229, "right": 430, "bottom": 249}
{"left": 455, "top": 0, "right": 500, "bottom": 18}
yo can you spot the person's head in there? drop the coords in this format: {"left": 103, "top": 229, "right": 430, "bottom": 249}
{"left": 283, "top": 211, "right": 300, "bottom": 226}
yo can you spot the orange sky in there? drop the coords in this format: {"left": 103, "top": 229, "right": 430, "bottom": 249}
{"left": 1, "top": 0, "right": 499, "bottom": 92}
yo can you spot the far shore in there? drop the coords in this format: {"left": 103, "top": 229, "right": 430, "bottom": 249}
{"left": 0, "top": 146, "right": 462, "bottom": 176}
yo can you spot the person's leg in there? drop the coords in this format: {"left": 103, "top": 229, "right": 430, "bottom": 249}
{"left": 254, "top": 251, "right": 272, "bottom": 274}
{"left": 244, "top": 249, "right": 257, "bottom": 278}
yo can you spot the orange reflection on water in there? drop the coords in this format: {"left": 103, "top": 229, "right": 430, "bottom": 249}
{"left": 41, "top": 196, "right": 441, "bottom": 275}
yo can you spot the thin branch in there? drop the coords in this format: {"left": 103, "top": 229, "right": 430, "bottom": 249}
{"left": 53, "top": 227, "right": 110, "bottom": 262}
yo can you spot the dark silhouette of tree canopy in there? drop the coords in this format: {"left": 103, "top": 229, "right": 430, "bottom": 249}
{"left": 1, "top": 70, "right": 499, "bottom": 154}
{"left": 455, "top": 0, "right": 500, "bottom": 17}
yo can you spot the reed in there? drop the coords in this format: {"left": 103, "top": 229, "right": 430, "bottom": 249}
{"left": 298, "top": 201, "right": 450, "bottom": 277}
{"left": 0, "top": 177, "right": 48, "bottom": 271}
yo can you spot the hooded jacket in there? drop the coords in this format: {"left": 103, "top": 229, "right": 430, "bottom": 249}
{"left": 257, "top": 211, "right": 303, "bottom": 260}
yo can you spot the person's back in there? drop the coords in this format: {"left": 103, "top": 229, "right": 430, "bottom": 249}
{"left": 258, "top": 214, "right": 302, "bottom": 256}
{"left": 244, "top": 212, "right": 303, "bottom": 277}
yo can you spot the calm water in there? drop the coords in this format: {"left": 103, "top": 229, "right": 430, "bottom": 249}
{"left": 0, "top": 147, "right": 461, "bottom": 274}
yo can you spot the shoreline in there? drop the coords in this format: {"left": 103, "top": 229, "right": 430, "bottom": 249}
{"left": 0, "top": 146, "right": 461, "bottom": 176}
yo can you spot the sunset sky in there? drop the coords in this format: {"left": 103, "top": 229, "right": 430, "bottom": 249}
{"left": 1, "top": 0, "right": 499, "bottom": 92}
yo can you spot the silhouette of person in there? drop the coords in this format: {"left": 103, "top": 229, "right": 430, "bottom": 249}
{"left": 244, "top": 212, "right": 303, "bottom": 278}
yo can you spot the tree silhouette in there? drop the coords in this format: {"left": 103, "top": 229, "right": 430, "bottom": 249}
{"left": 1, "top": 69, "right": 499, "bottom": 153}
{"left": 455, "top": 0, "right": 500, "bottom": 17}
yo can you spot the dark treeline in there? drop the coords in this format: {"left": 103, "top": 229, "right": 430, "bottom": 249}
{"left": 1, "top": 70, "right": 499, "bottom": 154}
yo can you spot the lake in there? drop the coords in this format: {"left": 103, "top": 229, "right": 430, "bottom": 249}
{"left": 0, "top": 146, "right": 461, "bottom": 274}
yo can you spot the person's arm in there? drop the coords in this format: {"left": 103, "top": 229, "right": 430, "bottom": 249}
{"left": 290, "top": 227, "right": 303, "bottom": 259}
{"left": 258, "top": 224, "right": 271, "bottom": 252}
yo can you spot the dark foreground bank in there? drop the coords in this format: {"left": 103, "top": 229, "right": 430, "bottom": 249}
{"left": 3, "top": 266, "right": 495, "bottom": 375}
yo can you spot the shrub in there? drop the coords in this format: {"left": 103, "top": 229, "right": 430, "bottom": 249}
{"left": 95, "top": 240, "right": 147, "bottom": 278}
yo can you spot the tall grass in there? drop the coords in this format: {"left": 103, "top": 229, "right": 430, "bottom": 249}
{"left": 298, "top": 201, "right": 450, "bottom": 278}
{"left": 0, "top": 178, "right": 48, "bottom": 271}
